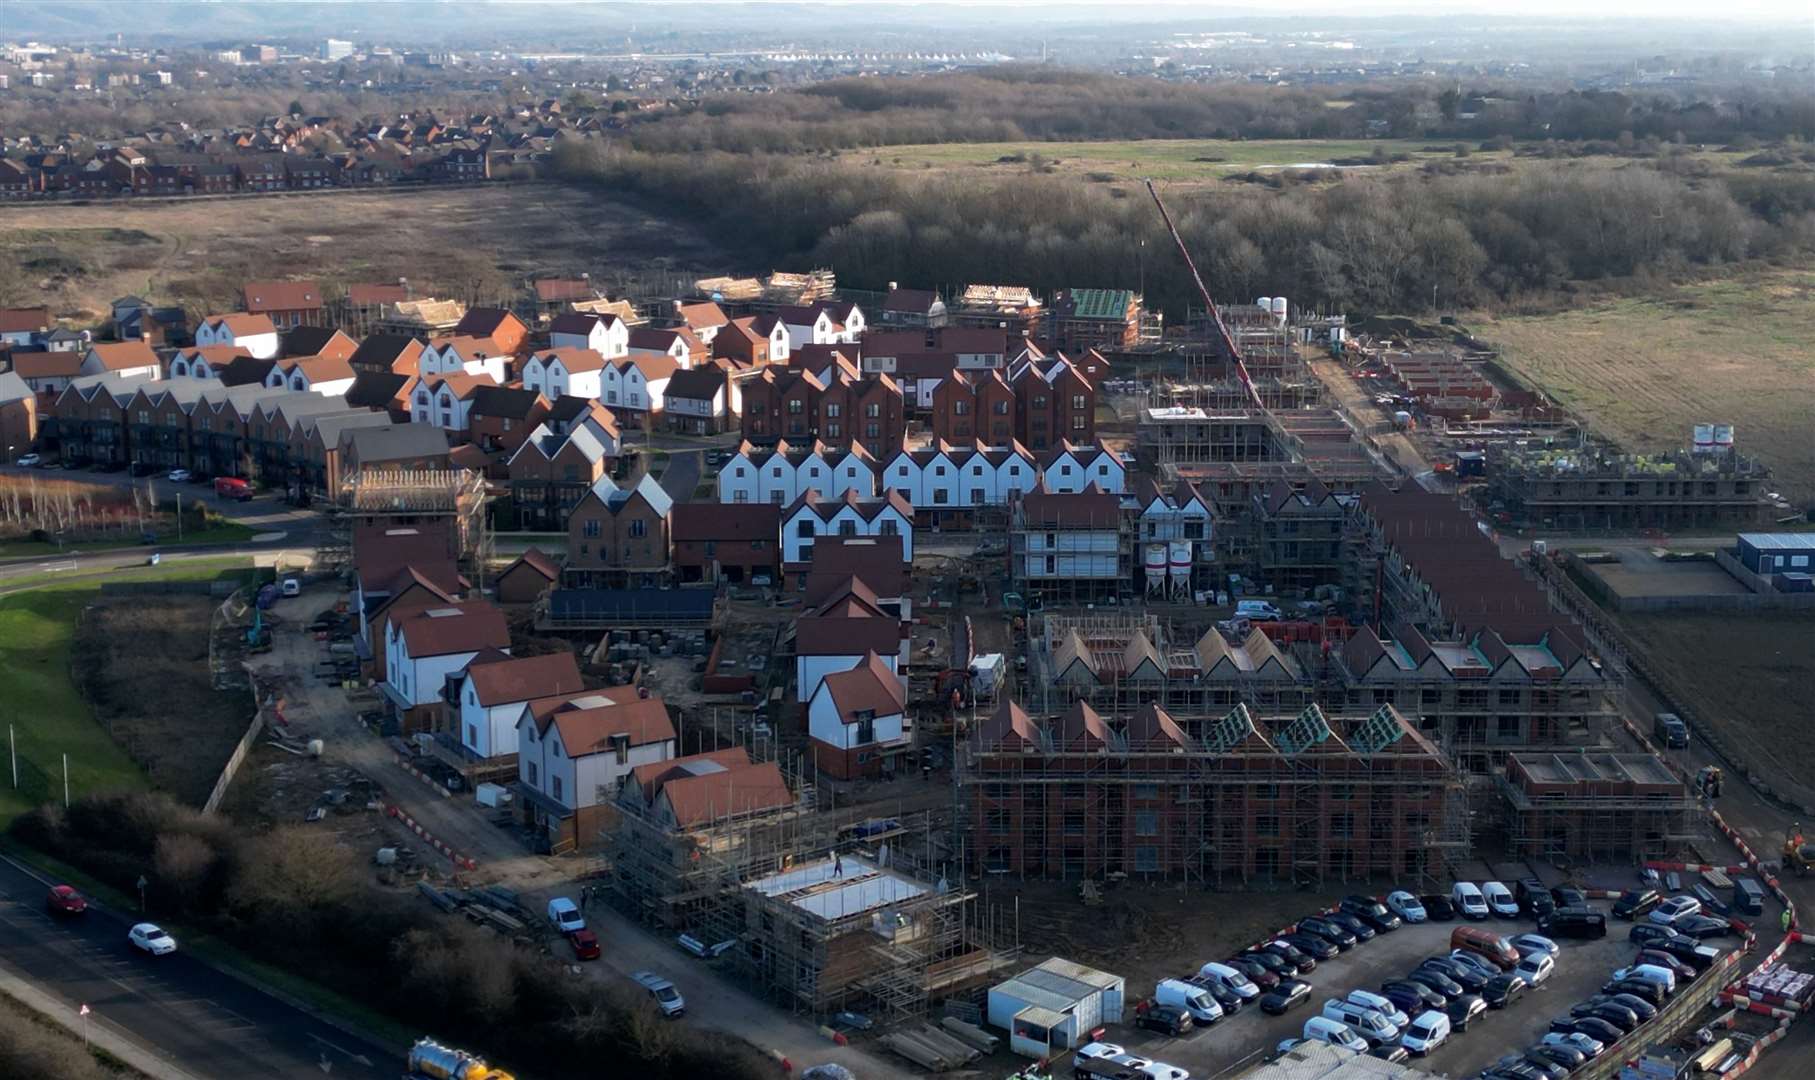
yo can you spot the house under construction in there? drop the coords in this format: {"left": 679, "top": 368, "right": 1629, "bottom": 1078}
{"left": 324, "top": 466, "right": 490, "bottom": 576}
{"left": 1497, "top": 752, "right": 1697, "bottom": 862}
{"left": 608, "top": 748, "right": 1015, "bottom": 1021}
{"left": 1484, "top": 443, "right": 1770, "bottom": 531}
{"left": 958, "top": 698, "right": 1468, "bottom": 888}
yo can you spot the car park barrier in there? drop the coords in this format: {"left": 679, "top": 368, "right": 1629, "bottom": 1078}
{"left": 393, "top": 752, "right": 456, "bottom": 798}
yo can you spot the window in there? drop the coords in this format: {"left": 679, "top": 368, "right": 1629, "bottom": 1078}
{"left": 866, "top": 423, "right": 880, "bottom": 438}
{"left": 797, "top": 520, "right": 815, "bottom": 538}
{"left": 1072, "top": 415, "right": 1087, "bottom": 431}
{"left": 826, "top": 422, "right": 841, "bottom": 438}
{"left": 526, "top": 762, "right": 538, "bottom": 785}
{"left": 879, "top": 519, "right": 899, "bottom": 536}
{"left": 826, "top": 403, "right": 841, "bottom": 417}
{"left": 788, "top": 398, "right": 803, "bottom": 414}
{"left": 954, "top": 400, "right": 969, "bottom": 415}
{"left": 416, "top": 391, "right": 430, "bottom": 405}
{"left": 551, "top": 775, "right": 563, "bottom": 801}
{"left": 993, "top": 400, "right": 1009, "bottom": 415}
{"left": 865, "top": 403, "right": 881, "bottom": 418}
{"left": 838, "top": 520, "right": 857, "bottom": 537}
{"left": 933, "top": 489, "right": 949, "bottom": 505}
{"left": 629, "top": 519, "right": 647, "bottom": 539}
{"left": 1134, "top": 811, "right": 1158, "bottom": 837}
{"left": 1073, "top": 395, "right": 1087, "bottom": 410}
{"left": 607, "top": 390, "right": 618, "bottom": 404}
{"left": 971, "top": 489, "right": 985, "bottom": 505}
{"left": 466, "top": 723, "right": 477, "bottom": 747}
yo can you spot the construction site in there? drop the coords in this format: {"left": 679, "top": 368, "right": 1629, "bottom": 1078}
{"left": 607, "top": 752, "right": 1020, "bottom": 1024}
{"left": 957, "top": 698, "right": 1469, "bottom": 888}
{"left": 1483, "top": 440, "right": 1773, "bottom": 531}
{"left": 323, "top": 466, "right": 492, "bottom": 578}
{"left": 1496, "top": 751, "right": 1699, "bottom": 862}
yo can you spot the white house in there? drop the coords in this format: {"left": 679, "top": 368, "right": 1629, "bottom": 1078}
{"left": 821, "top": 301, "right": 866, "bottom": 342}
{"left": 419, "top": 335, "right": 510, "bottom": 383}
{"left": 166, "top": 345, "right": 247, "bottom": 380}
{"left": 777, "top": 305, "right": 841, "bottom": 351}
{"left": 806, "top": 650, "right": 909, "bottom": 780}
{"left": 627, "top": 327, "right": 703, "bottom": 370}
{"left": 794, "top": 580, "right": 910, "bottom": 703}
{"left": 956, "top": 444, "right": 1038, "bottom": 506}
{"left": 79, "top": 341, "right": 164, "bottom": 380}
{"left": 1012, "top": 486, "right": 1124, "bottom": 588}
{"left": 720, "top": 441, "right": 879, "bottom": 506}
{"left": 193, "top": 313, "right": 279, "bottom": 359}
{"left": 411, "top": 373, "right": 500, "bottom": 431}
{"left": 1137, "top": 477, "right": 1213, "bottom": 543}
{"left": 264, "top": 355, "right": 356, "bottom": 397}
{"left": 450, "top": 650, "right": 585, "bottom": 762}
{"left": 1039, "top": 441, "right": 1126, "bottom": 495}
{"left": 520, "top": 348, "right": 606, "bottom": 400}
{"left": 515, "top": 692, "right": 676, "bottom": 852}
{"left": 781, "top": 490, "right": 914, "bottom": 566}
{"left": 600, "top": 355, "right": 678, "bottom": 418}
{"left": 549, "top": 313, "right": 629, "bottom": 358}
{"left": 381, "top": 600, "right": 511, "bottom": 730}
{"left": 662, "top": 367, "right": 728, "bottom": 434}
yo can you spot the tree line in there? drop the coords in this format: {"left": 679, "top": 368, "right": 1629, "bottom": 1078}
{"left": 14, "top": 795, "right": 777, "bottom": 1079}
{"left": 557, "top": 140, "right": 1813, "bottom": 317}
{"left": 621, "top": 65, "right": 1815, "bottom": 154}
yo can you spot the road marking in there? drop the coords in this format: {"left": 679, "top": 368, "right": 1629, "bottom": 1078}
{"left": 309, "top": 1033, "right": 374, "bottom": 1067}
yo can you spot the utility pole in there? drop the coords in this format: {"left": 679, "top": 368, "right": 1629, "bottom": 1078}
{"left": 62, "top": 753, "right": 69, "bottom": 807}
{"left": 9, "top": 724, "right": 15, "bottom": 789}
{"left": 176, "top": 491, "right": 182, "bottom": 540}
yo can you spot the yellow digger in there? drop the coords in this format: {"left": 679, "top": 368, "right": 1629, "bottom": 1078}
{"left": 1785, "top": 824, "right": 1814, "bottom": 878}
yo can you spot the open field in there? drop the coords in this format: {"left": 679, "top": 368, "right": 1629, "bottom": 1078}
{"left": 0, "top": 558, "right": 253, "bottom": 825}
{"left": 839, "top": 136, "right": 1467, "bottom": 181}
{"left": 0, "top": 183, "right": 730, "bottom": 326}
{"left": 1619, "top": 610, "right": 1815, "bottom": 800}
{"left": 1478, "top": 270, "right": 1815, "bottom": 504}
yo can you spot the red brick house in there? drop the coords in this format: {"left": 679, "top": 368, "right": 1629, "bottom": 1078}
{"left": 243, "top": 280, "right": 326, "bottom": 329}
{"left": 929, "top": 368, "right": 1017, "bottom": 444}
{"left": 564, "top": 474, "right": 674, "bottom": 587}
{"left": 452, "top": 308, "right": 527, "bottom": 355}
{"left": 495, "top": 548, "right": 560, "bottom": 605}
{"left": 670, "top": 503, "right": 780, "bottom": 584}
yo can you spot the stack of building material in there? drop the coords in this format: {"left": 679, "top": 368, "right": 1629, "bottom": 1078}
{"left": 1740, "top": 965, "right": 1815, "bottom": 1010}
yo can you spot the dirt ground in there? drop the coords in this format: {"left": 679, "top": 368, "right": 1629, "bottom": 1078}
{"left": 1619, "top": 610, "right": 1815, "bottom": 801}
{"left": 70, "top": 594, "right": 253, "bottom": 806}
{"left": 3, "top": 183, "right": 730, "bottom": 325}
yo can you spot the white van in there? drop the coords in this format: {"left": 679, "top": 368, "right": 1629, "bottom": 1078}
{"left": 1611, "top": 963, "right": 1677, "bottom": 996}
{"left": 1235, "top": 600, "right": 1282, "bottom": 622}
{"left": 1196, "top": 961, "right": 1259, "bottom": 1001}
{"left": 1320, "top": 999, "right": 1401, "bottom": 1045}
{"left": 1344, "top": 989, "right": 1408, "bottom": 1030}
{"left": 1400, "top": 1010, "right": 1451, "bottom": 1056}
{"left": 1451, "top": 881, "right": 1490, "bottom": 920}
{"left": 1156, "top": 978, "right": 1224, "bottom": 1025}
{"left": 1302, "top": 1016, "right": 1368, "bottom": 1054}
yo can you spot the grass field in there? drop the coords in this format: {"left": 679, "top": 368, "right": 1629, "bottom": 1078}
{"left": 0, "top": 557, "right": 252, "bottom": 825}
{"left": 1477, "top": 270, "right": 1815, "bottom": 504}
{"left": 839, "top": 137, "right": 1466, "bottom": 181}
{"left": 1, "top": 183, "right": 729, "bottom": 327}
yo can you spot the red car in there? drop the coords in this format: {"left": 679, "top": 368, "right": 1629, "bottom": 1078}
{"left": 46, "top": 885, "right": 88, "bottom": 916}
{"left": 569, "top": 929, "right": 601, "bottom": 961}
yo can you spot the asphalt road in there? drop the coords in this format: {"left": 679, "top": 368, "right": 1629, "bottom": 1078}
{"left": 0, "top": 854, "right": 394, "bottom": 1079}
{"left": 657, "top": 446, "right": 704, "bottom": 503}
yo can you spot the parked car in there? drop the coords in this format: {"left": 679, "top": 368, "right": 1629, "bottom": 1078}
{"left": 1500, "top": 1053, "right": 1568, "bottom": 1080}
{"left": 128, "top": 923, "right": 177, "bottom": 956}
{"left": 1483, "top": 881, "right": 1520, "bottom": 918}
{"left": 1516, "top": 879, "right": 1557, "bottom": 920}
{"left": 1319, "top": 999, "right": 1401, "bottom": 1046}
{"left": 1369, "top": 1045, "right": 1410, "bottom": 1064}
{"left": 1259, "top": 978, "right": 1314, "bottom": 1016}
{"left": 1223, "top": 956, "right": 1281, "bottom": 991}
{"left": 1418, "top": 956, "right": 1486, "bottom": 992}
{"left": 1650, "top": 896, "right": 1702, "bottom": 926}
{"left": 1539, "top": 907, "right": 1607, "bottom": 939}
{"left": 46, "top": 885, "right": 87, "bottom": 916}
{"left": 1510, "top": 933, "right": 1560, "bottom": 959}
{"left": 630, "top": 970, "right": 685, "bottom": 1017}
{"left": 1386, "top": 891, "right": 1427, "bottom": 923}
{"left": 1452, "top": 926, "right": 1522, "bottom": 969}
{"left": 1559, "top": 1016, "right": 1626, "bottom": 1045}
{"left": 1514, "top": 953, "right": 1555, "bottom": 987}
{"left": 1344, "top": 990, "right": 1408, "bottom": 1031}
{"left": 1340, "top": 895, "right": 1403, "bottom": 932}
{"left": 1543, "top": 1031, "right": 1605, "bottom": 1059}
{"left": 1135, "top": 1003, "right": 1194, "bottom": 1037}
{"left": 1528, "top": 1042, "right": 1588, "bottom": 1072}
{"left": 1571, "top": 998, "right": 1639, "bottom": 1031}
{"left": 1602, "top": 978, "right": 1667, "bottom": 1008}
{"left": 1447, "top": 949, "right": 1506, "bottom": 981}
{"left": 1483, "top": 973, "right": 1529, "bottom": 1009}
{"left": 15, "top": 453, "right": 41, "bottom": 467}
{"left": 167, "top": 468, "right": 192, "bottom": 483}
{"left": 1551, "top": 886, "right": 1589, "bottom": 909}
{"left": 1446, "top": 993, "right": 1488, "bottom": 1031}
{"left": 1629, "top": 923, "right": 1681, "bottom": 947}
{"left": 1325, "top": 911, "right": 1378, "bottom": 942}
{"left": 1674, "top": 914, "right": 1733, "bottom": 939}
{"left": 1597, "top": 992, "right": 1658, "bottom": 1022}
{"left": 569, "top": 928, "right": 601, "bottom": 961}
{"left": 1452, "top": 882, "right": 1490, "bottom": 920}
{"left": 1192, "top": 976, "right": 1246, "bottom": 1014}
{"left": 1278, "top": 932, "right": 1339, "bottom": 961}
{"left": 1195, "top": 961, "right": 1260, "bottom": 1001}
{"left": 1611, "top": 963, "right": 1677, "bottom": 996}
{"left": 1262, "top": 939, "right": 1319, "bottom": 972}
{"left": 1380, "top": 979, "right": 1447, "bottom": 1013}
{"left": 1420, "top": 893, "right": 1458, "bottom": 921}
{"left": 1240, "top": 950, "right": 1295, "bottom": 978}
{"left": 1077, "top": 1043, "right": 1127, "bottom": 1061}
{"left": 1612, "top": 888, "right": 1662, "bottom": 920}
{"left": 547, "top": 896, "right": 585, "bottom": 933}
{"left": 1297, "top": 917, "right": 1359, "bottom": 951}
{"left": 1655, "top": 711, "right": 1690, "bottom": 748}
{"left": 1635, "top": 950, "right": 1697, "bottom": 982}
{"left": 1400, "top": 1010, "right": 1451, "bottom": 1056}
{"left": 1406, "top": 966, "right": 1465, "bottom": 1000}
{"left": 1649, "top": 937, "right": 1722, "bottom": 971}
{"left": 1301, "top": 1016, "right": 1369, "bottom": 1054}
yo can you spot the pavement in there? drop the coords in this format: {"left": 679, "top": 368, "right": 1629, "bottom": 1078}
{"left": 0, "top": 852, "right": 392, "bottom": 1080}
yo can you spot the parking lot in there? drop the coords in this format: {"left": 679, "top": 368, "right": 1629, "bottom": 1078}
{"left": 1097, "top": 896, "right": 1717, "bottom": 1079}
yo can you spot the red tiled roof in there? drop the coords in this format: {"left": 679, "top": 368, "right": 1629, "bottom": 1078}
{"left": 670, "top": 503, "right": 780, "bottom": 543}
{"left": 794, "top": 614, "right": 901, "bottom": 657}
{"left": 464, "top": 650, "right": 583, "bottom": 707}
{"left": 390, "top": 599, "right": 510, "bottom": 657}
{"left": 243, "top": 280, "right": 323, "bottom": 313}
{"left": 817, "top": 651, "right": 905, "bottom": 721}
{"left": 0, "top": 307, "right": 51, "bottom": 334}
{"left": 86, "top": 340, "right": 160, "bottom": 370}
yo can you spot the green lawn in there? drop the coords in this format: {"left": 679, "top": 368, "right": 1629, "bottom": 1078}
{"left": 0, "top": 557, "right": 253, "bottom": 825}
{"left": 0, "top": 520, "right": 256, "bottom": 559}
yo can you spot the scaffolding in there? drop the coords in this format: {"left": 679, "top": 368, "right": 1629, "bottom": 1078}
{"left": 959, "top": 699, "right": 1468, "bottom": 890}
{"left": 1496, "top": 751, "right": 1699, "bottom": 863}
{"left": 335, "top": 467, "right": 491, "bottom": 583}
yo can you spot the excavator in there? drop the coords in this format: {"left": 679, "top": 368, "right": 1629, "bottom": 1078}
{"left": 1785, "top": 823, "right": 1814, "bottom": 878}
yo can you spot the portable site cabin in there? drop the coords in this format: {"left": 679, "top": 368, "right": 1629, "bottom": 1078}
{"left": 987, "top": 957, "right": 1125, "bottom": 1058}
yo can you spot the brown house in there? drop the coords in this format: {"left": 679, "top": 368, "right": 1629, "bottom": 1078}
{"left": 930, "top": 368, "right": 1017, "bottom": 445}
{"left": 670, "top": 503, "right": 780, "bottom": 584}
{"left": 243, "top": 280, "right": 326, "bottom": 329}
{"left": 564, "top": 474, "right": 673, "bottom": 587}
{"left": 466, "top": 385, "right": 549, "bottom": 459}
{"left": 495, "top": 548, "right": 560, "bottom": 605}
{"left": 282, "top": 326, "right": 359, "bottom": 361}
{"left": 0, "top": 372, "right": 38, "bottom": 458}
{"left": 347, "top": 333, "right": 426, "bottom": 375}
{"left": 1013, "top": 356, "right": 1097, "bottom": 452}
{"left": 452, "top": 308, "right": 528, "bottom": 355}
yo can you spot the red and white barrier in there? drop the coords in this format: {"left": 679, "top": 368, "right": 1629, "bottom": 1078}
{"left": 385, "top": 804, "right": 478, "bottom": 871}
{"left": 393, "top": 753, "right": 456, "bottom": 799}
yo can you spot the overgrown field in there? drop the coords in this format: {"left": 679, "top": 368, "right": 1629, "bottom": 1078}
{"left": 0, "top": 184, "right": 730, "bottom": 327}
{"left": 1620, "top": 610, "right": 1815, "bottom": 803}
{"left": 839, "top": 137, "right": 1462, "bottom": 181}
{"left": 0, "top": 558, "right": 252, "bottom": 825}
{"left": 1478, "top": 270, "right": 1815, "bottom": 503}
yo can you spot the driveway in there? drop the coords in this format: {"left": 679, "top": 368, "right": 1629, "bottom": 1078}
{"left": 658, "top": 447, "right": 704, "bottom": 504}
